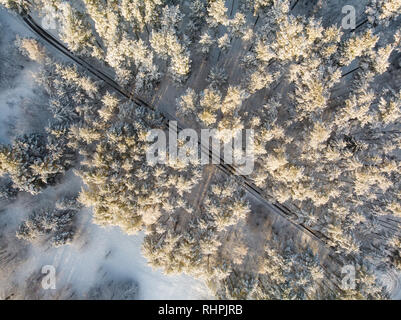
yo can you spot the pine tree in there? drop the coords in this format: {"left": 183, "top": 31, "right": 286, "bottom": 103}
{"left": 17, "top": 205, "right": 77, "bottom": 247}
{"left": 187, "top": 0, "right": 206, "bottom": 39}
{"left": 366, "top": 0, "right": 401, "bottom": 26}
{"left": 15, "top": 37, "right": 47, "bottom": 64}
{"left": 207, "top": 0, "right": 229, "bottom": 27}
{"left": 339, "top": 30, "right": 379, "bottom": 66}
{"left": 204, "top": 178, "right": 250, "bottom": 231}
{"left": 199, "top": 32, "right": 215, "bottom": 55}
{"left": 0, "top": 0, "right": 30, "bottom": 12}
{"left": 198, "top": 87, "right": 221, "bottom": 126}
{"left": 58, "top": 2, "right": 103, "bottom": 59}
{"left": 0, "top": 133, "right": 73, "bottom": 194}
{"left": 207, "top": 66, "right": 227, "bottom": 89}
{"left": 150, "top": 5, "right": 191, "bottom": 82}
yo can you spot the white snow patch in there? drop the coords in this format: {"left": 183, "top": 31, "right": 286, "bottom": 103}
{"left": 0, "top": 66, "right": 41, "bottom": 143}
{"left": 14, "top": 212, "right": 212, "bottom": 299}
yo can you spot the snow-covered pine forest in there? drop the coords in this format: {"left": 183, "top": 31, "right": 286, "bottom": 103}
{"left": 0, "top": 0, "right": 401, "bottom": 299}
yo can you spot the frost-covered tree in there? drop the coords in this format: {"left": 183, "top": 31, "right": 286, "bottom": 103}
{"left": 58, "top": 2, "right": 103, "bottom": 59}
{"left": 109, "top": 36, "right": 160, "bottom": 90}
{"left": 177, "top": 88, "right": 197, "bottom": 116}
{"left": 16, "top": 204, "right": 78, "bottom": 247}
{"left": 229, "top": 12, "right": 247, "bottom": 38}
{"left": 207, "top": 66, "right": 227, "bottom": 89}
{"left": 199, "top": 32, "right": 215, "bottom": 55}
{"left": 187, "top": 0, "right": 207, "bottom": 40}
{"left": 203, "top": 178, "right": 250, "bottom": 231}
{"left": 0, "top": 0, "right": 30, "bottom": 12}
{"left": 339, "top": 30, "right": 379, "bottom": 67}
{"left": 207, "top": 0, "right": 229, "bottom": 27}
{"left": 120, "top": 0, "right": 148, "bottom": 34}
{"left": 150, "top": 5, "right": 191, "bottom": 82}
{"left": 15, "top": 37, "right": 47, "bottom": 64}
{"left": 198, "top": 87, "right": 221, "bottom": 126}
{"left": 0, "top": 133, "right": 73, "bottom": 194}
{"left": 217, "top": 33, "right": 231, "bottom": 59}
{"left": 366, "top": 0, "right": 401, "bottom": 26}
